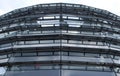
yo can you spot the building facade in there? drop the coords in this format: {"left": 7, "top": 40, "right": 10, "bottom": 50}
{"left": 0, "top": 3, "right": 120, "bottom": 76}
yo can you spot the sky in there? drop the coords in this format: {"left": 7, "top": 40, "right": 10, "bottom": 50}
{"left": 0, "top": 0, "right": 119, "bottom": 75}
{"left": 0, "top": 0, "right": 120, "bottom": 16}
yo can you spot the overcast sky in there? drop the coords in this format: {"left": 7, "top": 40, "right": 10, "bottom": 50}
{"left": 0, "top": 0, "right": 120, "bottom": 74}
{"left": 0, "top": 0, "right": 120, "bottom": 16}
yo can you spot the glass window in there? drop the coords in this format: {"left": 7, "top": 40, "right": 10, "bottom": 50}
{"left": 54, "top": 65, "right": 60, "bottom": 69}
{"left": 62, "top": 70, "right": 115, "bottom": 76}
{"left": 104, "top": 24, "right": 111, "bottom": 28}
{"left": 114, "top": 56, "right": 120, "bottom": 60}
{"left": 11, "top": 66, "right": 20, "bottom": 71}
{"left": 97, "top": 42, "right": 104, "bottom": 45}
{"left": 13, "top": 53, "right": 21, "bottom": 57}
{"left": 42, "top": 4, "right": 49, "bottom": 7}
{"left": 69, "top": 24, "right": 80, "bottom": 27}
{"left": 9, "top": 31, "right": 17, "bottom": 35}
{"left": 62, "top": 30, "right": 67, "bottom": 33}
{"left": 0, "top": 33, "right": 5, "bottom": 38}
{"left": 54, "top": 52, "right": 60, "bottom": 55}
{"left": 94, "top": 32, "right": 101, "bottom": 35}
{"left": 55, "top": 30, "right": 61, "bottom": 33}
{"left": 81, "top": 31, "right": 93, "bottom": 35}
{"left": 83, "top": 41, "right": 96, "bottom": 45}
{"left": 103, "top": 67, "right": 112, "bottom": 71}
{"left": 55, "top": 24, "right": 59, "bottom": 26}
{"left": 69, "top": 52, "right": 84, "bottom": 56}
{"left": 29, "top": 31, "right": 41, "bottom": 34}
{"left": 20, "top": 23, "right": 25, "bottom": 26}
{"left": 69, "top": 40, "right": 79, "bottom": 44}
{"left": 0, "top": 55, "right": 7, "bottom": 59}
{"left": 22, "top": 52, "right": 37, "bottom": 56}
{"left": 68, "top": 17, "right": 79, "bottom": 19}
{"left": 0, "top": 28, "right": 2, "bottom": 32}
{"left": 114, "top": 67, "right": 120, "bottom": 73}
{"left": 1, "top": 43, "right": 11, "bottom": 47}
{"left": 50, "top": 4, "right": 56, "bottom": 6}
{"left": 65, "top": 20, "right": 83, "bottom": 25}
{"left": 66, "top": 4, "right": 72, "bottom": 7}
{"left": 87, "top": 66, "right": 103, "bottom": 71}
{"left": 68, "top": 31, "right": 80, "bottom": 33}
{"left": 101, "top": 54, "right": 110, "bottom": 58}
{"left": 22, "top": 30, "right": 29, "bottom": 34}
{"left": 42, "top": 30, "right": 54, "bottom": 33}
{"left": 62, "top": 40, "right": 67, "bottom": 43}
{"left": 10, "top": 24, "right": 18, "bottom": 28}
{"left": 88, "top": 41, "right": 96, "bottom": 45}
{"left": 38, "top": 52, "right": 53, "bottom": 56}
{"left": 25, "top": 41, "right": 39, "bottom": 44}
{"left": 55, "top": 16, "right": 60, "bottom": 18}
{"left": 44, "top": 16, "right": 54, "bottom": 19}
{"left": 38, "top": 66, "right": 52, "bottom": 69}
{"left": 61, "top": 52, "right": 68, "bottom": 56}
{"left": 39, "top": 20, "right": 59, "bottom": 25}
{"left": 7, "top": 54, "right": 12, "bottom": 57}
{"left": 85, "top": 53, "right": 99, "bottom": 57}
{"left": 31, "top": 23, "right": 38, "bottom": 25}
{"left": 17, "top": 41, "right": 24, "bottom": 45}
{"left": 40, "top": 40, "right": 53, "bottom": 44}
{"left": 96, "top": 24, "right": 102, "bottom": 27}
{"left": 41, "top": 24, "right": 53, "bottom": 27}
{"left": 74, "top": 5, "right": 80, "bottom": 7}
{"left": 63, "top": 16, "right": 67, "bottom": 18}
{"left": 62, "top": 65, "right": 69, "bottom": 69}
{"left": 69, "top": 65, "right": 86, "bottom": 70}
{"left": 20, "top": 65, "right": 34, "bottom": 70}
{"left": 54, "top": 40, "right": 60, "bottom": 43}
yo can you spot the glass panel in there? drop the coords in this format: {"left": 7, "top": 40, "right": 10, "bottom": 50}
{"left": 17, "top": 41, "right": 24, "bottom": 45}
{"left": 62, "top": 65, "right": 69, "bottom": 69}
{"left": 62, "top": 70, "right": 115, "bottom": 76}
{"left": 44, "top": 16, "right": 54, "bottom": 19}
{"left": 22, "top": 52, "right": 37, "bottom": 56}
{"left": 87, "top": 66, "right": 103, "bottom": 71}
{"left": 0, "top": 55, "right": 7, "bottom": 59}
{"left": 4, "top": 70, "right": 60, "bottom": 76}
{"left": 0, "top": 67, "right": 6, "bottom": 75}
{"left": 40, "top": 40, "right": 53, "bottom": 44}
{"left": 62, "top": 40, "right": 67, "bottom": 43}
{"left": 68, "top": 17, "right": 79, "bottom": 19}
{"left": 13, "top": 53, "right": 21, "bottom": 57}
{"left": 54, "top": 40, "right": 60, "bottom": 43}
{"left": 25, "top": 41, "right": 39, "bottom": 44}
{"left": 103, "top": 67, "right": 112, "bottom": 71}
{"left": 38, "top": 66, "right": 52, "bottom": 69}
{"left": 85, "top": 53, "right": 99, "bottom": 57}
{"left": 0, "top": 43, "right": 12, "bottom": 47}
{"left": 41, "top": 24, "right": 53, "bottom": 27}
{"left": 69, "top": 65, "right": 86, "bottom": 70}
{"left": 69, "top": 40, "right": 79, "bottom": 44}
{"left": 10, "top": 24, "right": 18, "bottom": 28}
{"left": 61, "top": 52, "right": 68, "bottom": 56}
{"left": 38, "top": 52, "right": 53, "bottom": 56}
{"left": 69, "top": 52, "right": 84, "bottom": 56}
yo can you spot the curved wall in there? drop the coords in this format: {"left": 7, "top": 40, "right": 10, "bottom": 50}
{"left": 0, "top": 3, "right": 120, "bottom": 76}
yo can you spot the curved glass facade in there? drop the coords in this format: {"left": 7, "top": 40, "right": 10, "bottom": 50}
{"left": 0, "top": 3, "right": 120, "bottom": 76}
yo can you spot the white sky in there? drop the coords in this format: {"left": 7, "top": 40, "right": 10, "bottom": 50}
{"left": 0, "top": 0, "right": 119, "bottom": 75}
{"left": 0, "top": 0, "right": 120, "bottom": 16}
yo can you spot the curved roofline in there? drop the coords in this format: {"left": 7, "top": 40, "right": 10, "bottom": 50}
{"left": 0, "top": 3, "right": 119, "bottom": 21}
